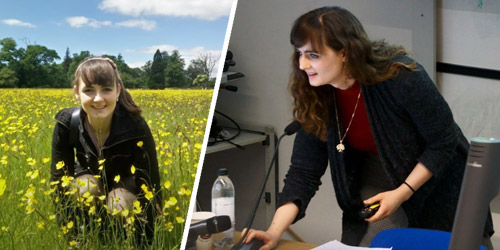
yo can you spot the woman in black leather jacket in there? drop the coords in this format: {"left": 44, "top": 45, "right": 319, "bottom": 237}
{"left": 50, "top": 57, "right": 161, "bottom": 245}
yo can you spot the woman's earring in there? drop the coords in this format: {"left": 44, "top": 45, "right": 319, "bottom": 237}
{"left": 116, "top": 98, "right": 119, "bottom": 103}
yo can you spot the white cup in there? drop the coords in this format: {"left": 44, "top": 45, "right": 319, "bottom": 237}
{"left": 191, "top": 211, "right": 216, "bottom": 250}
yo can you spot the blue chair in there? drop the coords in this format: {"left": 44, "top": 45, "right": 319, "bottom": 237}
{"left": 370, "top": 228, "right": 487, "bottom": 250}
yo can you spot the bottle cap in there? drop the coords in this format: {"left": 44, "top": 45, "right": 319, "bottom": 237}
{"left": 217, "top": 168, "right": 229, "bottom": 176}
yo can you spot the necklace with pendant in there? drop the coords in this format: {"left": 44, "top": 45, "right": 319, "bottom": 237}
{"left": 333, "top": 86, "right": 361, "bottom": 153}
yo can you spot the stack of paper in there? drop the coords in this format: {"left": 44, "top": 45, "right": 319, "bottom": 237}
{"left": 311, "top": 240, "right": 392, "bottom": 250}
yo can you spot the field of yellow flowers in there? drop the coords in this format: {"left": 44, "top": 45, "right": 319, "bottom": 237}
{"left": 0, "top": 88, "right": 212, "bottom": 249}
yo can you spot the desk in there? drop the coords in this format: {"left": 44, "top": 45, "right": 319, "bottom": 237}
{"left": 229, "top": 232, "right": 317, "bottom": 250}
{"left": 275, "top": 239, "right": 317, "bottom": 250}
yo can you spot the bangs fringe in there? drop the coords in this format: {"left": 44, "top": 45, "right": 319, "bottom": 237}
{"left": 77, "top": 60, "right": 116, "bottom": 87}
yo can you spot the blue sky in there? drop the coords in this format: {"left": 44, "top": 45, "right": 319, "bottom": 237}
{"left": 0, "top": 0, "right": 233, "bottom": 71}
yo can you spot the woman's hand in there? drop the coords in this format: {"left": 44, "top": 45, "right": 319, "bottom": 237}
{"left": 241, "top": 228, "right": 280, "bottom": 250}
{"left": 363, "top": 185, "right": 413, "bottom": 223}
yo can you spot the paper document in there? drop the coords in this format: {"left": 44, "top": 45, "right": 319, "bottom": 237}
{"left": 311, "top": 240, "right": 392, "bottom": 250}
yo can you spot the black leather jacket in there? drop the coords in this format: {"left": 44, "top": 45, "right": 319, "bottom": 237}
{"left": 50, "top": 103, "right": 161, "bottom": 241}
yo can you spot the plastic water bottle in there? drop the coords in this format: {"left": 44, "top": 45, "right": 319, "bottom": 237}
{"left": 211, "top": 168, "right": 235, "bottom": 249}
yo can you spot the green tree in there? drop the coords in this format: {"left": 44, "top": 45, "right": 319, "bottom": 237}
{"left": 186, "top": 53, "right": 218, "bottom": 88}
{"left": 140, "top": 60, "right": 152, "bottom": 88}
{"left": 101, "top": 54, "right": 140, "bottom": 88}
{"left": 17, "top": 45, "right": 60, "bottom": 87}
{"left": 149, "top": 49, "right": 166, "bottom": 89}
{"left": 62, "top": 47, "right": 72, "bottom": 74}
{"left": 67, "top": 51, "right": 91, "bottom": 85}
{"left": 45, "top": 63, "right": 67, "bottom": 88}
{"left": 0, "top": 67, "right": 18, "bottom": 88}
{"left": 186, "top": 59, "right": 205, "bottom": 85}
{"left": 0, "top": 38, "right": 19, "bottom": 63}
{"left": 164, "top": 50, "right": 187, "bottom": 88}
{"left": 0, "top": 38, "right": 22, "bottom": 87}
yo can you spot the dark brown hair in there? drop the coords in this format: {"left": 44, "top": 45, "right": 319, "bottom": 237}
{"left": 73, "top": 57, "right": 142, "bottom": 117}
{"left": 289, "top": 6, "right": 416, "bottom": 140}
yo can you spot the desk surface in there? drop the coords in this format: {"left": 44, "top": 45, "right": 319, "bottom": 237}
{"left": 231, "top": 232, "right": 317, "bottom": 250}
{"left": 275, "top": 239, "right": 317, "bottom": 250}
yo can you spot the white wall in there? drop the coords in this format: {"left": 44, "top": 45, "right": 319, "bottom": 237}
{"left": 215, "top": 0, "right": 435, "bottom": 245}
{"left": 437, "top": 0, "right": 500, "bottom": 247}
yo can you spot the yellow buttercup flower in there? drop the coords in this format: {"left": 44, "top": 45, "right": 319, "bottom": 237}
{"left": 89, "top": 206, "right": 96, "bottom": 215}
{"left": 130, "top": 165, "right": 136, "bottom": 174}
{"left": 76, "top": 178, "right": 87, "bottom": 187}
{"left": 61, "top": 176, "right": 73, "bottom": 187}
{"left": 166, "top": 222, "right": 173, "bottom": 232}
{"left": 56, "top": 161, "right": 65, "bottom": 170}
{"left": 133, "top": 200, "right": 141, "bottom": 214}
{"left": 163, "top": 181, "right": 171, "bottom": 190}
{"left": 114, "top": 175, "right": 120, "bottom": 183}
{"left": 30, "top": 170, "right": 39, "bottom": 179}
{"left": 126, "top": 216, "right": 135, "bottom": 226}
{"left": 165, "top": 196, "right": 177, "bottom": 208}
{"left": 27, "top": 158, "right": 36, "bottom": 166}
{"left": 0, "top": 176, "right": 6, "bottom": 197}
{"left": 137, "top": 141, "right": 143, "bottom": 147}
{"left": 121, "top": 209, "right": 129, "bottom": 217}
{"left": 175, "top": 217, "right": 185, "bottom": 223}
{"left": 141, "top": 184, "right": 153, "bottom": 200}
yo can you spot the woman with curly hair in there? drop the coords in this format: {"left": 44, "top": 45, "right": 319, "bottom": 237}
{"left": 242, "top": 6, "right": 493, "bottom": 249}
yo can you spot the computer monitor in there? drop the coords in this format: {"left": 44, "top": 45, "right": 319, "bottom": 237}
{"left": 449, "top": 137, "right": 500, "bottom": 250}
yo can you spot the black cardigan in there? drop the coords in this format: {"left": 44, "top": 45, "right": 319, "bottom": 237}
{"left": 278, "top": 59, "right": 494, "bottom": 236}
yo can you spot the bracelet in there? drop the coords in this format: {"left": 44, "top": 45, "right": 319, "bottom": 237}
{"left": 403, "top": 181, "right": 416, "bottom": 193}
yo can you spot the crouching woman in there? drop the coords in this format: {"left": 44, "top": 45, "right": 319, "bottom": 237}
{"left": 50, "top": 57, "right": 162, "bottom": 246}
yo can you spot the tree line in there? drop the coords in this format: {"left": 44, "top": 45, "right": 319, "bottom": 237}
{"left": 0, "top": 37, "right": 218, "bottom": 89}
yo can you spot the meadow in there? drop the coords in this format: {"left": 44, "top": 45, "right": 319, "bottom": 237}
{"left": 0, "top": 88, "right": 212, "bottom": 249}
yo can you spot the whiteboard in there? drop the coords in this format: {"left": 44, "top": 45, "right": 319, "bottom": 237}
{"left": 438, "top": 0, "right": 500, "bottom": 70}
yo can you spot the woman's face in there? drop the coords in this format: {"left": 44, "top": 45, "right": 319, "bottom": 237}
{"left": 296, "top": 41, "right": 352, "bottom": 90}
{"left": 74, "top": 79, "right": 121, "bottom": 122}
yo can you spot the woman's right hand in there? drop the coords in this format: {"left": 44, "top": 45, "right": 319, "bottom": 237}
{"left": 241, "top": 202, "right": 298, "bottom": 250}
{"left": 241, "top": 228, "right": 280, "bottom": 250}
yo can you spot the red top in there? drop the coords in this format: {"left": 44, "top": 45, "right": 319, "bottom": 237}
{"left": 336, "top": 83, "right": 378, "bottom": 155}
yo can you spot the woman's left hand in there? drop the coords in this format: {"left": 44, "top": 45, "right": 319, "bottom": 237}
{"left": 363, "top": 185, "right": 413, "bottom": 223}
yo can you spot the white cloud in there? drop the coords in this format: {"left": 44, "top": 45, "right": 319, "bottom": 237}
{"left": 98, "top": 0, "right": 233, "bottom": 20}
{"left": 2, "top": 19, "right": 36, "bottom": 28}
{"left": 128, "top": 61, "right": 146, "bottom": 68}
{"left": 116, "top": 19, "right": 156, "bottom": 31}
{"left": 66, "top": 16, "right": 112, "bottom": 28}
{"left": 178, "top": 46, "right": 221, "bottom": 65}
{"left": 143, "top": 44, "right": 178, "bottom": 54}
{"left": 66, "top": 16, "right": 155, "bottom": 31}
